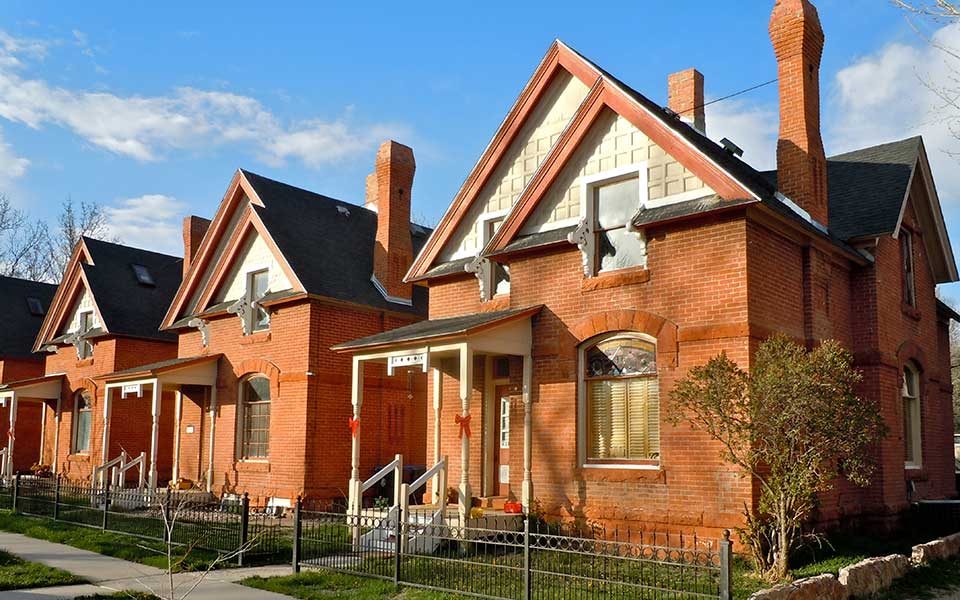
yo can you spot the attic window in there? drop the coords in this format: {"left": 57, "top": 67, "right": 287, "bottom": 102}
{"left": 131, "top": 264, "right": 155, "bottom": 286}
{"left": 26, "top": 297, "right": 45, "bottom": 316}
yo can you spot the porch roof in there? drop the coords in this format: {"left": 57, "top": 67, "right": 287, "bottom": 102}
{"left": 0, "top": 373, "right": 64, "bottom": 399}
{"left": 332, "top": 306, "right": 541, "bottom": 353}
{"left": 95, "top": 354, "right": 221, "bottom": 383}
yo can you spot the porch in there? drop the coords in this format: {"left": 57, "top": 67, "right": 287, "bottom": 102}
{"left": 332, "top": 306, "right": 540, "bottom": 523}
{"left": 0, "top": 374, "right": 65, "bottom": 478}
{"left": 96, "top": 355, "right": 221, "bottom": 491}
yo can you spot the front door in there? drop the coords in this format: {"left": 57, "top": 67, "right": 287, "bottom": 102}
{"left": 494, "top": 385, "right": 512, "bottom": 497}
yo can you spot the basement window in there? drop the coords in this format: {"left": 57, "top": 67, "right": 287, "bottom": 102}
{"left": 26, "top": 297, "right": 45, "bottom": 316}
{"left": 131, "top": 264, "right": 155, "bottom": 287}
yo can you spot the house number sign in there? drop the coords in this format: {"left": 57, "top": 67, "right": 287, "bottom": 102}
{"left": 387, "top": 353, "right": 427, "bottom": 375}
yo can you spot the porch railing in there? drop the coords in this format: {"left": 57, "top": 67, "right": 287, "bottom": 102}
{"left": 398, "top": 455, "right": 447, "bottom": 552}
{"left": 354, "top": 453, "right": 403, "bottom": 514}
{"left": 0, "top": 447, "right": 7, "bottom": 479}
{"left": 93, "top": 451, "right": 146, "bottom": 489}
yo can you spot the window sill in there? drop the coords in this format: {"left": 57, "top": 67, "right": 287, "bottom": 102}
{"left": 240, "top": 331, "right": 271, "bottom": 345}
{"left": 235, "top": 460, "right": 270, "bottom": 473}
{"left": 901, "top": 303, "right": 921, "bottom": 321}
{"left": 67, "top": 453, "right": 90, "bottom": 462}
{"left": 581, "top": 267, "right": 650, "bottom": 292}
{"left": 75, "top": 358, "right": 94, "bottom": 368}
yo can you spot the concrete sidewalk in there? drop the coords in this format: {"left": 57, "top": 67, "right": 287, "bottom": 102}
{"left": 0, "top": 532, "right": 294, "bottom": 599}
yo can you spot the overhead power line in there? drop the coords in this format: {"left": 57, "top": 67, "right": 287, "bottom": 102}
{"left": 676, "top": 78, "right": 779, "bottom": 116}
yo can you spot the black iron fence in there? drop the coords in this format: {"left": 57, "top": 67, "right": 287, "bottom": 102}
{"left": 293, "top": 500, "right": 733, "bottom": 600}
{"left": 2, "top": 475, "right": 286, "bottom": 563}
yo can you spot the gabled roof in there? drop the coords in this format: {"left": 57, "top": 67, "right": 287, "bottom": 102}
{"left": 96, "top": 354, "right": 221, "bottom": 382}
{"left": 34, "top": 238, "right": 183, "bottom": 351}
{"left": 163, "top": 169, "right": 430, "bottom": 329}
{"left": 406, "top": 39, "right": 785, "bottom": 281}
{"left": 0, "top": 276, "right": 57, "bottom": 359}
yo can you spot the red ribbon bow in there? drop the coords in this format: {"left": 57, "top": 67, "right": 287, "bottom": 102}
{"left": 348, "top": 416, "right": 360, "bottom": 438}
{"left": 455, "top": 414, "right": 472, "bottom": 439}
{"left": 6, "top": 430, "right": 12, "bottom": 441}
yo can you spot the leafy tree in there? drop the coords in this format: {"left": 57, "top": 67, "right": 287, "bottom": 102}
{"left": 669, "top": 334, "right": 887, "bottom": 581}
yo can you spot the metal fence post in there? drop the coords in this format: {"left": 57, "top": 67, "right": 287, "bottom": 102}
{"left": 523, "top": 514, "right": 531, "bottom": 600}
{"left": 719, "top": 529, "right": 732, "bottom": 600}
{"left": 53, "top": 476, "right": 61, "bottom": 520}
{"left": 238, "top": 492, "right": 250, "bottom": 567}
{"left": 11, "top": 473, "right": 19, "bottom": 513}
{"left": 292, "top": 495, "right": 302, "bottom": 573}
{"left": 393, "top": 505, "right": 402, "bottom": 586}
{"left": 101, "top": 483, "right": 110, "bottom": 531}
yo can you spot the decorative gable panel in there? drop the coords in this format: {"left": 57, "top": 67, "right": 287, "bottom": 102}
{"left": 60, "top": 287, "right": 100, "bottom": 335}
{"left": 214, "top": 230, "right": 293, "bottom": 304}
{"left": 438, "top": 71, "right": 590, "bottom": 261}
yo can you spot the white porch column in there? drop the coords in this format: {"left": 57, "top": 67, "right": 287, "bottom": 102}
{"left": 432, "top": 367, "right": 442, "bottom": 503}
{"left": 52, "top": 397, "right": 61, "bottom": 474}
{"left": 206, "top": 384, "right": 217, "bottom": 493}
{"left": 172, "top": 390, "right": 183, "bottom": 483}
{"left": 100, "top": 388, "right": 113, "bottom": 469}
{"left": 147, "top": 379, "right": 161, "bottom": 489}
{"left": 39, "top": 402, "right": 46, "bottom": 464}
{"left": 458, "top": 345, "right": 473, "bottom": 520}
{"left": 349, "top": 356, "right": 364, "bottom": 515}
{"left": 6, "top": 393, "right": 17, "bottom": 478}
{"left": 521, "top": 353, "right": 533, "bottom": 512}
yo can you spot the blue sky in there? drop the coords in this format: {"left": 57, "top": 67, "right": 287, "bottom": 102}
{"left": 0, "top": 1, "right": 959, "bottom": 294}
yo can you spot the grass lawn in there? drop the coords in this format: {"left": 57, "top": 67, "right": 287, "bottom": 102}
{"left": 242, "top": 570, "right": 466, "bottom": 599}
{"left": 0, "top": 510, "right": 220, "bottom": 571}
{"left": 0, "top": 548, "right": 83, "bottom": 590}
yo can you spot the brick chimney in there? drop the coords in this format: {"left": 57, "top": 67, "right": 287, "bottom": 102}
{"left": 365, "top": 172, "right": 379, "bottom": 213}
{"left": 668, "top": 68, "right": 705, "bottom": 133}
{"left": 372, "top": 140, "right": 415, "bottom": 303}
{"left": 770, "top": 0, "right": 828, "bottom": 226}
{"left": 182, "top": 215, "right": 211, "bottom": 276}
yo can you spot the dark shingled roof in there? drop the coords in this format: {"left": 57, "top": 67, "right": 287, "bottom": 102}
{"left": 81, "top": 237, "right": 183, "bottom": 342}
{"left": 240, "top": 170, "right": 430, "bottom": 316}
{"left": 762, "top": 137, "right": 922, "bottom": 241}
{"left": 0, "top": 276, "right": 57, "bottom": 358}
{"left": 98, "top": 354, "right": 220, "bottom": 379}
{"left": 332, "top": 306, "right": 540, "bottom": 351}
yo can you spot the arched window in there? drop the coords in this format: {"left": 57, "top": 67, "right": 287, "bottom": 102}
{"left": 240, "top": 376, "right": 271, "bottom": 459}
{"left": 581, "top": 333, "right": 660, "bottom": 462}
{"left": 71, "top": 390, "right": 92, "bottom": 453}
{"left": 902, "top": 362, "right": 922, "bottom": 468}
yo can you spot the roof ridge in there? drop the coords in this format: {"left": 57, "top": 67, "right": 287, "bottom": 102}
{"left": 82, "top": 236, "right": 183, "bottom": 262}
{"left": 828, "top": 136, "right": 923, "bottom": 161}
{"left": 0, "top": 274, "right": 57, "bottom": 288}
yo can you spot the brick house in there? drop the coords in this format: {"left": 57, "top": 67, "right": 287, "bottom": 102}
{"left": 335, "top": 0, "right": 959, "bottom": 538}
{"left": 100, "top": 140, "right": 429, "bottom": 507}
{"left": 0, "top": 276, "right": 57, "bottom": 475}
{"left": 5, "top": 238, "right": 183, "bottom": 486}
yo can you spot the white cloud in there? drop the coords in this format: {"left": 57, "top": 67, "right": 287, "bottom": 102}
{"left": 828, "top": 23, "right": 960, "bottom": 203}
{"left": 0, "top": 31, "right": 408, "bottom": 167}
{"left": 105, "top": 194, "right": 188, "bottom": 256}
{"left": 0, "top": 128, "right": 29, "bottom": 185}
{"left": 705, "top": 99, "right": 778, "bottom": 171}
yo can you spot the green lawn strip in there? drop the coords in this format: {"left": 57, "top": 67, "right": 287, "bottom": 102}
{"left": 242, "top": 570, "right": 464, "bottom": 599}
{"left": 0, "top": 510, "right": 220, "bottom": 571}
{"left": 875, "top": 556, "right": 960, "bottom": 600}
{"left": 0, "top": 548, "right": 83, "bottom": 590}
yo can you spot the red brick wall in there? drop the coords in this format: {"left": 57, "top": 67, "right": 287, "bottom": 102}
{"left": 175, "top": 298, "right": 427, "bottom": 505}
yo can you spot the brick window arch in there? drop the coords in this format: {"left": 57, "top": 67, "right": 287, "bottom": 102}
{"left": 577, "top": 331, "right": 661, "bottom": 468}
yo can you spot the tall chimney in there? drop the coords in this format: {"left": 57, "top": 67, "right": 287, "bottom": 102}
{"left": 668, "top": 68, "right": 705, "bottom": 133}
{"left": 770, "top": 0, "right": 828, "bottom": 226}
{"left": 372, "top": 140, "right": 415, "bottom": 303}
{"left": 365, "top": 172, "right": 379, "bottom": 213}
{"left": 182, "top": 215, "right": 211, "bottom": 276}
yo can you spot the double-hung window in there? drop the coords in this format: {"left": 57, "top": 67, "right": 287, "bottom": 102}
{"left": 78, "top": 311, "right": 94, "bottom": 359}
{"left": 903, "top": 363, "right": 922, "bottom": 468}
{"left": 245, "top": 269, "right": 270, "bottom": 333}
{"left": 72, "top": 390, "right": 92, "bottom": 453}
{"left": 481, "top": 215, "right": 510, "bottom": 298}
{"left": 240, "top": 376, "right": 271, "bottom": 459}
{"left": 901, "top": 230, "right": 916, "bottom": 307}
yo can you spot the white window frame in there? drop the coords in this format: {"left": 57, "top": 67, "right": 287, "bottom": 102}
{"left": 481, "top": 211, "right": 511, "bottom": 298}
{"left": 71, "top": 390, "right": 92, "bottom": 454}
{"left": 499, "top": 396, "right": 511, "bottom": 449}
{"left": 77, "top": 310, "right": 94, "bottom": 359}
{"left": 236, "top": 374, "right": 271, "bottom": 461}
{"left": 244, "top": 267, "right": 271, "bottom": 334}
{"left": 579, "top": 163, "right": 649, "bottom": 277}
{"left": 903, "top": 363, "right": 922, "bottom": 469}
{"left": 576, "top": 331, "right": 660, "bottom": 470}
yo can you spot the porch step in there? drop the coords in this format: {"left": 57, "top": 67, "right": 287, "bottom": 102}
{"left": 478, "top": 496, "right": 508, "bottom": 510}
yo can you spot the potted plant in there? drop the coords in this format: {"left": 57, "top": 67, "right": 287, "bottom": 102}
{"left": 29, "top": 463, "right": 51, "bottom": 478}
{"left": 446, "top": 486, "right": 458, "bottom": 505}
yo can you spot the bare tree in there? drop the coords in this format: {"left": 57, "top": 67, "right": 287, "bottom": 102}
{"left": 50, "top": 196, "right": 112, "bottom": 279}
{"left": 0, "top": 194, "right": 51, "bottom": 281}
{"left": 894, "top": 1, "right": 960, "bottom": 19}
